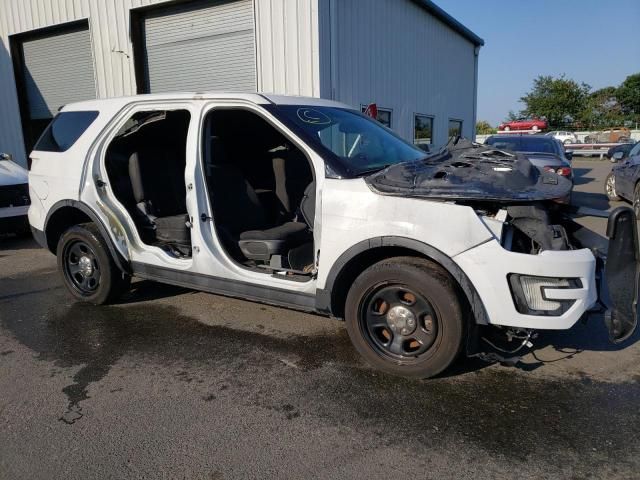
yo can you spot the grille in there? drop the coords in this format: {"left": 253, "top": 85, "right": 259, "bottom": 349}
{"left": 0, "top": 183, "right": 30, "bottom": 208}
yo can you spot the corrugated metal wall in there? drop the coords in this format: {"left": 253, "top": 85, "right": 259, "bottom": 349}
{"left": 329, "top": 0, "right": 478, "bottom": 145}
{"left": 0, "top": 0, "right": 322, "bottom": 166}
{"left": 254, "top": 0, "right": 320, "bottom": 97}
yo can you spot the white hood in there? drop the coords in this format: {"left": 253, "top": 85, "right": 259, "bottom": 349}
{"left": 0, "top": 160, "right": 28, "bottom": 187}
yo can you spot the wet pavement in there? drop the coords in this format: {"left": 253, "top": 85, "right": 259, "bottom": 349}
{"left": 1, "top": 160, "right": 639, "bottom": 479}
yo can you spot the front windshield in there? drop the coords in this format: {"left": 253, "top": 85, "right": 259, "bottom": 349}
{"left": 486, "top": 136, "right": 560, "bottom": 155}
{"left": 269, "top": 105, "right": 427, "bottom": 176}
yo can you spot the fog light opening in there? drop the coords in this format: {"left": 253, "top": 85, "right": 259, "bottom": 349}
{"left": 509, "top": 274, "right": 581, "bottom": 316}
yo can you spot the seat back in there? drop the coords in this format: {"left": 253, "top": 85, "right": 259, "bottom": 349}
{"left": 128, "top": 153, "right": 145, "bottom": 203}
{"left": 271, "top": 147, "right": 313, "bottom": 217}
{"left": 128, "top": 149, "right": 187, "bottom": 218}
{"left": 299, "top": 182, "right": 316, "bottom": 230}
{"left": 208, "top": 164, "right": 268, "bottom": 234}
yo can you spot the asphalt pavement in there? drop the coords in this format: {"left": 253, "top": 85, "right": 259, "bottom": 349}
{"left": 1, "top": 159, "right": 639, "bottom": 479}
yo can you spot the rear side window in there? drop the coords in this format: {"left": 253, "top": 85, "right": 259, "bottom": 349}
{"left": 34, "top": 111, "right": 99, "bottom": 152}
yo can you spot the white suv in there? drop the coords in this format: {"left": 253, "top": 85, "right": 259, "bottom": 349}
{"left": 546, "top": 131, "right": 578, "bottom": 145}
{"left": 27, "top": 93, "right": 638, "bottom": 378}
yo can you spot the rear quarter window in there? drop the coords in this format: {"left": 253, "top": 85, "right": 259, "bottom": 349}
{"left": 34, "top": 111, "right": 99, "bottom": 152}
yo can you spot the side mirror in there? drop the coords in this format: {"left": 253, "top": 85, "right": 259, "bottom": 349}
{"left": 612, "top": 151, "right": 625, "bottom": 162}
{"left": 0, "top": 152, "right": 12, "bottom": 161}
{"left": 565, "top": 150, "right": 573, "bottom": 161}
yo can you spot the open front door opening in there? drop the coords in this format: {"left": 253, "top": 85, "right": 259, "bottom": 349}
{"left": 202, "top": 108, "right": 316, "bottom": 280}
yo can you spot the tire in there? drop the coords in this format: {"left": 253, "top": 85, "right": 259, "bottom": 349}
{"left": 563, "top": 139, "right": 571, "bottom": 145}
{"left": 634, "top": 183, "right": 640, "bottom": 218}
{"left": 605, "top": 173, "right": 621, "bottom": 201}
{"left": 56, "top": 223, "right": 130, "bottom": 305}
{"left": 345, "top": 257, "right": 464, "bottom": 379}
{"left": 503, "top": 126, "right": 511, "bottom": 131}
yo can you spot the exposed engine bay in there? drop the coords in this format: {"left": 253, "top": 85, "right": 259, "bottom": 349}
{"left": 367, "top": 138, "right": 638, "bottom": 362}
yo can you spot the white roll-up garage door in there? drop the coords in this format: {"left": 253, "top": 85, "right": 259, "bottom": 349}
{"left": 21, "top": 25, "right": 96, "bottom": 120}
{"left": 142, "top": 0, "right": 257, "bottom": 93}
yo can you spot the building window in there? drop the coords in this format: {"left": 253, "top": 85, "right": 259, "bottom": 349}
{"left": 414, "top": 114, "right": 434, "bottom": 146}
{"left": 448, "top": 119, "right": 463, "bottom": 138}
{"left": 361, "top": 105, "right": 392, "bottom": 128}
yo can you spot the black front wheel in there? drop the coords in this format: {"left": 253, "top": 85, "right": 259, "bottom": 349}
{"left": 57, "top": 224, "right": 130, "bottom": 304}
{"left": 345, "top": 257, "right": 464, "bottom": 379}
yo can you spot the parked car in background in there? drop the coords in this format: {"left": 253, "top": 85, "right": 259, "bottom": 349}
{"left": 0, "top": 152, "right": 30, "bottom": 235}
{"left": 498, "top": 118, "right": 548, "bottom": 132}
{"left": 605, "top": 142, "right": 640, "bottom": 214}
{"left": 546, "top": 131, "right": 578, "bottom": 145}
{"left": 484, "top": 135, "right": 573, "bottom": 180}
{"left": 607, "top": 142, "right": 637, "bottom": 162}
{"left": 585, "top": 127, "right": 631, "bottom": 144}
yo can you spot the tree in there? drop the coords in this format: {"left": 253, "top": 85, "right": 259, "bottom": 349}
{"left": 475, "top": 120, "right": 495, "bottom": 134}
{"left": 505, "top": 110, "right": 520, "bottom": 122}
{"left": 580, "top": 86, "right": 624, "bottom": 129}
{"left": 617, "top": 73, "right": 640, "bottom": 118}
{"left": 520, "top": 75, "right": 590, "bottom": 129}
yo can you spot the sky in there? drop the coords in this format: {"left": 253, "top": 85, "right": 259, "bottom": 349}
{"left": 436, "top": 0, "right": 640, "bottom": 126}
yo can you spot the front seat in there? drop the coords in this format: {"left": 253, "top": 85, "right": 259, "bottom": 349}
{"left": 207, "top": 163, "right": 311, "bottom": 263}
{"left": 128, "top": 151, "right": 190, "bottom": 246}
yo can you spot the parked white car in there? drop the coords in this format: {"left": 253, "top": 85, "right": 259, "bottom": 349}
{"left": 0, "top": 152, "right": 30, "bottom": 235}
{"left": 546, "top": 131, "right": 578, "bottom": 145}
{"left": 27, "top": 93, "right": 638, "bottom": 378}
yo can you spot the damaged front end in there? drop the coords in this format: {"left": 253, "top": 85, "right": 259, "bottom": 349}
{"left": 366, "top": 138, "right": 639, "bottom": 344}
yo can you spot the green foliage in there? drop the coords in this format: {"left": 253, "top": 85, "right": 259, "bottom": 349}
{"left": 617, "top": 73, "right": 640, "bottom": 117}
{"left": 505, "top": 110, "right": 520, "bottom": 122}
{"left": 514, "top": 73, "right": 640, "bottom": 130}
{"left": 580, "top": 86, "right": 624, "bottom": 129}
{"left": 520, "top": 75, "right": 590, "bottom": 129}
{"left": 475, "top": 120, "right": 496, "bottom": 134}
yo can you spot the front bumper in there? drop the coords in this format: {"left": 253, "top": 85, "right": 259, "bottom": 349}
{"left": 454, "top": 207, "right": 639, "bottom": 342}
{"left": 454, "top": 242, "right": 597, "bottom": 330}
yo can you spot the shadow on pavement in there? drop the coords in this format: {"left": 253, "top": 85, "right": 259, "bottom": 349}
{"left": 0, "top": 234, "right": 40, "bottom": 253}
{"left": 571, "top": 190, "right": 611, "bottom": 210}
{"left": 572, "top": 167, "right": 593, "bottom": 186}
{"left": 118, "top": 279, "right": 193, "bottom": 304}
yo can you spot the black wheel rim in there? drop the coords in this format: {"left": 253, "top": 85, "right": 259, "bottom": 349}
{"left": 63, "top": 240, "right": 101, "bottom": 295}
{"left": 359, "top": 284, "right": 439, "bottom": 362}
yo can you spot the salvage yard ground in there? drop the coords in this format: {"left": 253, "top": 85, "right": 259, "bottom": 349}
{"left": 1, "top": 160, "right": 638, "bottom": 479}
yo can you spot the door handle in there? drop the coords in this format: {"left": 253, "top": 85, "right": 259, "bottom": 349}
{"left": 200, "top": 213, "right": 213, "bottom": 222}
{"left": 95, "top": 177, "right": 107, "bottom": 188}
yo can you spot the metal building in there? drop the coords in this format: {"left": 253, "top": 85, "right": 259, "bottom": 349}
{"left": 0, "top": 0, "right": 483, "bottom": 167}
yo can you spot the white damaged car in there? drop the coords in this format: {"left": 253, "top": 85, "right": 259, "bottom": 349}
{"left": 0, "top": 152, "right": 30, "bottom": 235}
{"left": 27, "top": 94, "right": 639, "bottom": 378}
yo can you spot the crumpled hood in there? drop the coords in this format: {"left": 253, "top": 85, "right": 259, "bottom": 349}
{"left": 366, "top": 138, "right": 572, "bottom": 202}
{"left": 0, "top": 160, "right": 28, "bottom": 187}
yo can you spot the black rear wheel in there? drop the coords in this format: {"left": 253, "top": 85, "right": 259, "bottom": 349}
{"left": 634, "top": 183, "right": 640, "bottom": 218}
{"left": 345, "top": 257, "right": 464, "bottom": 379}
{"left": 57, "top": 224, "right": 130, "bottom": 304}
